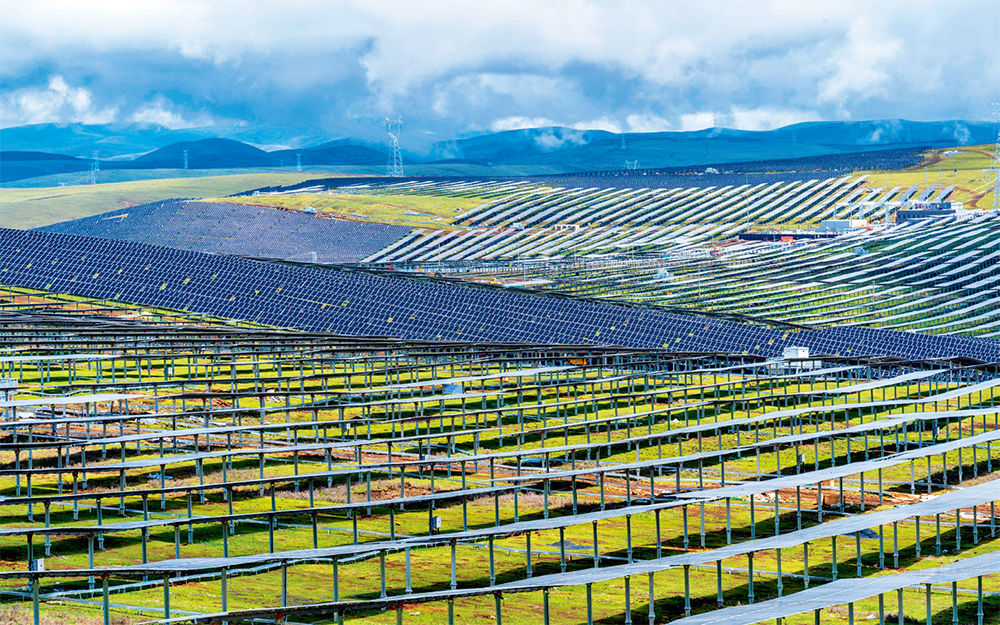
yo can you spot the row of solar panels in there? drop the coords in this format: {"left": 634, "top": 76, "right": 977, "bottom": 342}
{"left": 38, "top": 200, "right": 410, "bottom": 264}
{"left": 37, "top": 177, "right": 955, "bottom": 268}
{"left": 273, "top": 175, "right": 944, "bottom": 232}
{"left": 361, "top": 177, "right": 950, "bottom": 262}
{"left": 474, "top": 212, "right": 1000, "bottom": 337}
{"left": 453, "top": 176, "right": 882, "bottom": 227}
{"left": 2, "top": 227, "right": 1000, "bottom": 361}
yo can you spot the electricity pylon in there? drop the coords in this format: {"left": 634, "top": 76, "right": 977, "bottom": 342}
{"left": 385, "top": 117, "right": 404, "bottom": 177}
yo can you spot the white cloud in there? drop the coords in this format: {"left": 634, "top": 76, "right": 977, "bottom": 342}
{"left": 0, "top": 77, "right": 229, "bottom": 130}
{"left": 490, "top": 116, "right": 557, "bottom": 132}
{"left": 1, "top": 1, "right": 995, "bottom": 133}
{"left": 491, "top": 115, "right": 656, "bottom": 134}
{"left": 818, "top": 17, "right": 902, "bottom": 107}
{"left": 950, "top": 122, "right": 971, "bottom": 144}
{"left": 728, "top": 107, "right": 817, "bottom": 131}
{"left": 677, "top": 112, "right": 716, "bottom": 132}
{"left": 533, "top": 128, "right": 589, "bottom": 151}
{"left": 430, "top": 72, "right": 579, "bottom": 122}
{"left": 0, "top": 75, "right": 117, "bottom": 126}
{"left": 673, "top": 108, "right": 817, "bottom": 132}
{"left": 643, "top": 39, "right": 699, "bottom": 85}
{"left": 569, "top": 117, "right": 623, "bottom": 133}
{"left": 0, "top": 2, "right": 874, "bottom": 101}
{"left": 130, "top": 95, "right": 216, "bottom": 129}
{"left": 625, "top": 114, "right": 673, "bottom": 133}
{"left": 490, "top": 107, "right": 817, "bottom": 136}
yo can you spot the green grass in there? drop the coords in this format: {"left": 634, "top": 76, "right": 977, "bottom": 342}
{"left": 859, "top": 144, "right": 997, "bottom": 210}
{"left": 2, "top": 292, "right": 998, "bottom": 624}
{"left": 11, "top": 483, "right": 998, "bottom": 624}
{"left": 0, "top": 172, "right": 335, "bottom": 229}
{"left": 221, "top": 192, "right": 485, "bottom": 229}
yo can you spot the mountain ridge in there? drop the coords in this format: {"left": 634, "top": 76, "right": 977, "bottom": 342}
{"left": 2, "top": 119, "right": 994, "bottom": 183}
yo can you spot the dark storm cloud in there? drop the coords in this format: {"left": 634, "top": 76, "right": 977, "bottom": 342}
{"left": 2, "top": 0, "right": 997, "bottom": 142}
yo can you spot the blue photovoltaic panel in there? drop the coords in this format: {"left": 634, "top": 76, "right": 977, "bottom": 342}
{"left": 38, "top": 200, "right": 410, "bottom": 264}
{"left": 1, "top": 227, "right": 999, "bottom": 361}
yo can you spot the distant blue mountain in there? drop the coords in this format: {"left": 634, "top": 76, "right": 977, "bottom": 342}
{"left": 0, "top": 151, "right": 89, "bottom": 183}
{"left": 0, "top": 151, "right": 85, "bottom": 161}
{"left": 1, "top": 118, "right": 994, "bottom": 182}
{"left": 271, "top": 140, "right": 388, "bottom": 166}
{"left": 0, "top": 137, "right": 390, "bottom": 182}
{"left": 0, "top": 123, "right": 215, "bottom": 158}
{"left": 760, "top": 119, "right": 992, "bottom": 146}
{"left": 0, "top": 122, "right": 336, "bottom": 158}
{"left": 430, "top": 119, "right": 995, "bottom": 170}
{"left": 132, "top": 138, "right": 276, "bottom": 168}
{"left": 431, "top": 127, "right": 612, "bottom": 162}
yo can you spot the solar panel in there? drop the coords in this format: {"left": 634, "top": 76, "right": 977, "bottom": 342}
{"left": 38, "top": 200, "right": 410, "bottom": 264}
{"left": 672, "top": 551, "right": 1000, "bottom": 625}
{"left": 2, "top": 227, "right": 1000, "bottom": 361}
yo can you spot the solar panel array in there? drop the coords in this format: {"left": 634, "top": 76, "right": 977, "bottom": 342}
{"left": 2, "top": 226, "right": 1000, "bottom": 362}
{"left": 461, "top": 212, "right": 1000, "bottom": 337}
{"left": 2, "top": 307, "right": 997, "bottom": 625}
{"left": 38, "top": 199, "right": 410, "bottom": 264}
{"left": 42, "top": 176, "right": 958, "bottom": 270}
{"left": 451, "top": 175, "right": 876, "bottom": 228}
{"left": 226, "top": 176, "right": 955, "bottom": 264}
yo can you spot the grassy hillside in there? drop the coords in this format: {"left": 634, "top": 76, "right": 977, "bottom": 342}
{"left": 4, "top": 145, "right": 993, "bottom": 231}
{"left": 0, "top": 166, "right": 371, "bottom": 189}
{"left": 858, "top": 144, "right": 997, "bottom": 209}
{"left": 220, "top": 191, "right": 483, "bottom": 229}
{"left": 0, "top": 172, "right": 336, "bottom": 229}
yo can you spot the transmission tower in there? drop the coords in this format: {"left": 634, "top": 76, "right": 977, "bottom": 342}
{"left": 182, "top": 149, "right": 189, "bottom": 170}
{"left": 624, "top": 159, "right": 639, "bottom": 172}
{"left": 385, "top": 117, "right": 404, "bottom": 177}
{"left": 89, "top": 151, "right": 99, "bottom": 184}
{"left": 296, "top": 152, "right": 302, "bottom": 172}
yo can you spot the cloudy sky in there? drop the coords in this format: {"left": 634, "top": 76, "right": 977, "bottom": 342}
{"left": 2, "top": 0, "right": 998, "bottom": 142}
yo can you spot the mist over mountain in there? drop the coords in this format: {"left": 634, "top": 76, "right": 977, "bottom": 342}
{"left": 0, "top": 122, "right": 337, "bottom": 159}
{"left": 431, "top": 120, "right": 995, "bottom": 164}
{"left": 1, "top": 118, "right": 994, "bottom": 183}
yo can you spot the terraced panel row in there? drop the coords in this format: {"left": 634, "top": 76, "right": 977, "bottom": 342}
{"left": 2, "top": 227, "right": 1000, "bottom": 361}
{"left": 38, "top": 199, "right": 410, "bottom": 264}
{"left": 450, "top": 213, "right": 1000, "bottom": 338}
